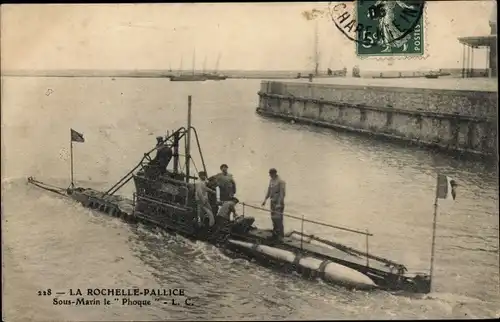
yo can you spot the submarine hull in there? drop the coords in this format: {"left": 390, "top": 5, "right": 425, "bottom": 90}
{"left": 227, "top": 239, "right": 377, "bottom": 289}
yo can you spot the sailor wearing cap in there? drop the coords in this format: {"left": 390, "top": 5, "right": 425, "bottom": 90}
{"left": 152, "top": 136, "right": 173, "bottom": 175}
{"left": 210, "top": 164, "right": 236, "bottom": 202}
{"left": 216, "top": 197, "right": 240, "bottom": 221}
{"left": 261, "top": 168, "right": 286, "bottom": 240}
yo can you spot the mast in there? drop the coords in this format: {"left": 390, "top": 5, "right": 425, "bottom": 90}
{"left": 185, "top": 95, "right": 192, "bottom": 183}
{"left": 214, "top": 53, "right": 221, "bottom": 73}
{"left": 173, "top": 130, "right": 179, "bottom": 173}
{"left": 314, "top": 20, "right": 319, "bottom": 76}
{"left": 192, "top": 49, "right": 196, "bottom": 75}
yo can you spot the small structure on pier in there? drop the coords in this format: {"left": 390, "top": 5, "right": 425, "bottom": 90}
{"left": 458, "top": 5, "right": 497, "bottom": 78}
{"left": 352, "top": 65, "right": 360, "bottom": 78}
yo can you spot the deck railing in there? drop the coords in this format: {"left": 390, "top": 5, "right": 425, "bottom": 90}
{"left": 240, "top": 202, "right": 373, "bottom": 267}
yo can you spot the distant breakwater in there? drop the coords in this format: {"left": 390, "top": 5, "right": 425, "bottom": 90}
{"left": 256, "top": 81, "right": 497, "bottom": 160}
{"left": 1, "top": 69, "right": 347, "bottom": 80}
{"left": 3, "top": 68, "right": 487, "bottom": 79}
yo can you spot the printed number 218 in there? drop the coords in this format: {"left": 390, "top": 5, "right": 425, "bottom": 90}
{"left": 38, "top": 289, "right": 52, "bottom": 296}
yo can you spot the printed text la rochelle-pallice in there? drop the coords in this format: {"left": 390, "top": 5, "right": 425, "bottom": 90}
{"left": 39, "top": 288, "right": 194, "bottom": 307}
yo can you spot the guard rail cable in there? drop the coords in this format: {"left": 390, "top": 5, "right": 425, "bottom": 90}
{"left": 27, "top": 175, "right": 411, "bottom": 275}
{"left": 240, "top": 202, "right": 408, "bottom": 273}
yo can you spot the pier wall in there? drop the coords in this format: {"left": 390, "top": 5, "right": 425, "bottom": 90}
{"left": 256, "top": 81, "right": 497, "bottom": 156}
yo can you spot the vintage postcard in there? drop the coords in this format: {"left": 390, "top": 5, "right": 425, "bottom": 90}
{"left": 1, "top": 1, "right": 498, "bottom": 321}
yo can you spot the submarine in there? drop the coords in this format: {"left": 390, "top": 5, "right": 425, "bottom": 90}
{"left": 27, "top": 95, "right": 433, "bottom": 294}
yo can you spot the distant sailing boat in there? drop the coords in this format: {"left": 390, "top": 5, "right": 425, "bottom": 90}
{"left": 296, "top": 21, "right": 320, "bottom": 79}
{"left": 169, "top": 49, "right": 207, "bottom": 82}
{"left": 204, "top": 52, "right": 227, "bottom": 81}
{"left": 313, "top": 20, "right": 320, "bottom": 77}
{"left": 296, "top": 20, "right": 346, "bottom": 79}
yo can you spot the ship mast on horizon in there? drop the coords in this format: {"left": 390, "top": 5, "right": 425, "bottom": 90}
{"left": 215, "top": 52, "right": 221, "bottom": 74}
{"left": 192, "top": 49, "right": 196, "bottom": 75}
{"left": 302, "top": 8, "right": 323, "bottom": 76}
{"left": 314, "top": 20, "right": 320, "bottom": 76}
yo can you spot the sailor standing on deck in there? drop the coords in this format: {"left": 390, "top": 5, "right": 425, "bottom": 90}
{"left": 261, "top": 168, "right": 286, "bottom": 240}
{"left": 207, "top": 176, "right": 220, "bottom": 216}
{"left": 210, "top": 164, "right": 236, "bottom": 202}
{"left": 153, "top": 136, "right": 173, "bottom": 175}
{"left": 195, "top": 171, "right": 215, "bottom": 227}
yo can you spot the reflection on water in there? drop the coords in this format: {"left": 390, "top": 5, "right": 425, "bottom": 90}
{"left": 2, "top": 77, "right": 498, "bottom": 320}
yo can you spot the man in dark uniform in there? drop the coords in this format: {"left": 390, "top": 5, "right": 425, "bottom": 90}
{"left": 153, "top": 136, "right": 173, "bottom": 175}
{"left": 210, "top": 164, "right": 236, "bottom": 202}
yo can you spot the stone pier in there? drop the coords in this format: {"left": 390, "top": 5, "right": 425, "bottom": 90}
{"left": 256, "top": 80, "right": 497, "bottom": 158}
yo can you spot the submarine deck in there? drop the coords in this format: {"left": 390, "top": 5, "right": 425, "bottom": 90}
{"left": 244, "top": 229, "right": 395, "bottom": 274}
{"left": 73, "top": 187, "right": 399, "bottom": 276}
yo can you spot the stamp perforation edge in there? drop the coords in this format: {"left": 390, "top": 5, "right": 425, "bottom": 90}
{"left": 356, "top": 2, "right": 430, "bottom": 61}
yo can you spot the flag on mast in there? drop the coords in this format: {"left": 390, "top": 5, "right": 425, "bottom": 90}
{"left": 436, "top": 174, "right": 457, "bottom": 200}
{"left": 71, "top": 129, "right": 85, "bottom": 143}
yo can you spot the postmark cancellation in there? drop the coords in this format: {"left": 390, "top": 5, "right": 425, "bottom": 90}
{"left": 328, "top": 0, "right": 428, "bottom": 60}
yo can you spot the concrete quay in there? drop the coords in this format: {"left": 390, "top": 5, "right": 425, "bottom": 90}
{"left": 256, "top": 79, "right": 497, "bottom": 158}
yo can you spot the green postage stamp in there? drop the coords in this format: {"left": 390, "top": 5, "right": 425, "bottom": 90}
{"left": 329, "top": 0, "right": 425, "bottom": 57}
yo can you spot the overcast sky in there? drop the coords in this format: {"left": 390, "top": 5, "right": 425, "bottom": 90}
{"left": 1, "top": 1, "right": 496, "bottom": 71}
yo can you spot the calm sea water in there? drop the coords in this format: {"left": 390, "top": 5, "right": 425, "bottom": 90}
{"left": 2, "top": 76, "right": 499, "bottom": 321}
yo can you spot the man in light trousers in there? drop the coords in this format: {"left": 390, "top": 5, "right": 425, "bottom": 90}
{"left": 262, "top": 168, "right": 286, "bottom": 240}
{"left": 195, "top": 171, "right": 215, "bottom": 227}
